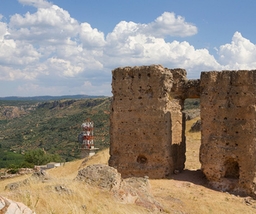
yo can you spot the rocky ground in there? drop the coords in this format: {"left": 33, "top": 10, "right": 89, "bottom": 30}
{"left": 0, "top": 117, "right": 256, "bottom": 213}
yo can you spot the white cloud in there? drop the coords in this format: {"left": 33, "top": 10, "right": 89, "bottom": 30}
{"left": 80, "top": 23, "right": 106, "bottom": 48}
{"left": 0, "top": 65, "right": 33, "bottom": 81}
{"left": 1, "top": 0, "right": 256, "bottom": 97}
{"left": 143, "top": 12, "right": 197, "bottom": 37}
{"left": 217, "top": 32, "right": 256, "bottom": 70}
{"left": 17, "top": 83, "right": 64, "bottom": 96}
{"left": 106, "top": 12, "right": 197, "bottom": 43}
{"left": 18, "top": 0, "right": 52, "bottom": 8}
{"left": 104, "top": 33, "right": 221, "bottom": 78}
{"left": 9, "top": 5, "right": 79, "bottom": 43}
{"left": 0, "top": 39, "right": 40, "bottom": 67}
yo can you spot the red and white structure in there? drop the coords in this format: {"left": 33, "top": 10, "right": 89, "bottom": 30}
{"left": 80, "top": 121, "right": 98, "bottom": 156}
{"left": 81, "top": 121, "right": 94, "bottom": 149}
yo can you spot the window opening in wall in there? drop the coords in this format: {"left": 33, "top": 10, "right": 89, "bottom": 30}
{"left": 224, "top": 158, "right": 240, "bottom": 179}
{"left": 183, "top": 98, "right": 201, "bottom": 171}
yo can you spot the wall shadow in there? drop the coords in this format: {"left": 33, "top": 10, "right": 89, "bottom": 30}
{"left": 172, "top": 169, "right": 207, "bottom": 186}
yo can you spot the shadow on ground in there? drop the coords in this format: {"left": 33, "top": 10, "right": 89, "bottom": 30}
{"left": 172, "top": 169, "right": 207, "bottom": 186}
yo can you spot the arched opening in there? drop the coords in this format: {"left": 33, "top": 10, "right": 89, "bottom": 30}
{"left": 224, "top": 158, "right": 240, "bottom": 179}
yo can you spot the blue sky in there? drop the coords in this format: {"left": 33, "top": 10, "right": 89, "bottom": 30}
{"left": 1, "top": 0, "right": 256, "bottom": 97}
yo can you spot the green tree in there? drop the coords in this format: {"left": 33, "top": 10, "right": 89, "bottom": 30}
{"left": 24, "top": 149, "right": 62, "bottom": 165}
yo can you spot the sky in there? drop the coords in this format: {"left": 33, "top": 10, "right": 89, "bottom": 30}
{"left": 1, "top": 0, "right": 256, "bottom": 97}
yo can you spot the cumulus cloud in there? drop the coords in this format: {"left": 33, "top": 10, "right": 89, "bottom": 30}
{"left": 80, "top": 23, "right": 106, "bottom": 48}
{"left": 9, "top": 5, "right": 79, "bottom": 42}
{"left": 143, "top": 12, "right": 197, "bottom": 37}
{"left": 18, "top": 0, "right": 52, "bottom": 8}
{"left": 217, "top": 32, "right": 256, "bottom": 70}
{"left": 106, "top": 12, "right": 197, "bottom": 43}
{"left": 103, "top": 34, "right": 221, "bottom": 78}
{"left": 1, "top": 0, "right": 256, "bottom": 96}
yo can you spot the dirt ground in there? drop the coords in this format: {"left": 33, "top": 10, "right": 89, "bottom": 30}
{"left": 149, "top": 117, "right": 256, "bottom": 214}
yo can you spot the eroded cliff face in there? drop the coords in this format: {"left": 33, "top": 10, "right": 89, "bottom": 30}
{"left": 109, "top": 65, "right": 199, "bottom": 178}
{"left": 200, "top": 70, "right": 256, "bottom": 196}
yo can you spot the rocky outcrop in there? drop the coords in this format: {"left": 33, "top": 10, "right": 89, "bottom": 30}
{"left": 0, "top": 105, "right": 38, "bottom": 120}
{"left": 75, "top": 164, "right": 163, "bottom": 212}
{"left": 5, "top": 170, "right": 50, "bottom": 191}
{"left": 75, "top": 164, "right": 122, "bottom": 191}
{"left": 0, "top": 196, "right": 35, "bottom": 214}
{"left": 0, "top": 106, "right": 27, "bottom": 119}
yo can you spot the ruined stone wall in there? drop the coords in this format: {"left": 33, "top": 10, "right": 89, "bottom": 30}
{"left": 109, "top": 65, "right": 189, "bottom": 178}
{"left": 200, "top": 70, "right": 256, "bottom": 195}
{"left": 109, "top": 64, "right": 256, "bottom": 197}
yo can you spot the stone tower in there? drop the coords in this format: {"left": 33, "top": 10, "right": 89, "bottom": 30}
{"left": 109, "top": 65, "right": 199, "bottom": 178}
{"left": 200, "top": 70, "right": 256, "bottom": 196}
{"left": 109, "top": 65, "right": 256, "bottom": 196}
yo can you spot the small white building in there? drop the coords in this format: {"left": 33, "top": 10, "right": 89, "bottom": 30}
{"left": 46, "top": 162, "right": 61, "bottom": 169}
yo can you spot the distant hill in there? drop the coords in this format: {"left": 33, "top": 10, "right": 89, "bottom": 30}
{"left": 0, "top": 97, "right": 199, "bottom": 168}
{"left": 0, "top": 94, "right": 107, "bottom": 101}
{"left": 0, "top": 97, "right": 111, "bottom": 167}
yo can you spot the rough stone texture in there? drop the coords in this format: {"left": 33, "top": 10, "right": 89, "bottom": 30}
{"left": 109, "top": 65, "right": 200, "bottom": 179}
{"left": 75, "top": 164, "right": 122, "bottom": 191}
{"left": 75, "top": 164, "right": 163, "bottom": 212}
{"left": 200, "top": 70, "right": 256, "bottom": 196}
{"left": 109, "top": 65, "right": 193, "bottom": 178}
{"left": 0, "top": 196, "right": 35, "bottom": 214}
{"left": 109, "top": 65, "right": 256, "bottom": 197}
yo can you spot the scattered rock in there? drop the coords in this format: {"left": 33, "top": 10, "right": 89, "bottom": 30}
{"left": 5, "top": 179, "right": 30, "bottom": 191}
{"left": 183, "top": 109, "right": 200, "bottom": 121}
{"left": 244, "top": 196, "right": 256, "bottom": 207}
{"left": 81, "top": 204, "right": 87, "bottom": 211}
{"left": 31, "top": 170, "right": 51, "bottom": 182}
{"left": 75, "top": 164, "right": 163, "bottom": 212}
{"left": 115, "top": 176, "right": 163, "bottom": 212}
{"left": 75, "top": 164, "right": 122, "bottom": 191}
{"left": 189, "top": 119, "right": 201, "bottom": 132}
{"left": 54, "top": 185, "right": 72, "bottom": 194}
{"left": 0, "top": 195, "right": 35, "bottom": 214}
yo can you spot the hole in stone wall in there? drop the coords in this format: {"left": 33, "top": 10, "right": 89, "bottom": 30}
{"left": 137, "top": 155, "right": 148, "bottom": 164}
{"left": 224, "top": 158, "right": 240, "bottom": 179}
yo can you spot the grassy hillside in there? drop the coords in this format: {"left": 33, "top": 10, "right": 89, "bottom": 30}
{"left": 0, "top": 97, "right": 111, "bottom": 167}
{"left": 0, "top": 117, "right": 255, "bottom": 214}
{"left": 0, "top": 97, "right": 199, "bottom": 168}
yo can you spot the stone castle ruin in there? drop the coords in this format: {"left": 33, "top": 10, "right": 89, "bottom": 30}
{"left": 109, "top": 65, "right": 256, "bottom": 197}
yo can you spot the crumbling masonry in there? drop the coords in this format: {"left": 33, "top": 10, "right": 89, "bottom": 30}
{"left": 109, "top": 65, "right": 256, "bottom": 196}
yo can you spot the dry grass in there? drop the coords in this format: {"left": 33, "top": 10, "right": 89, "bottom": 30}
{"left": 185, "top": 117, "right": 201, "bottom": 170}
{"left": 1, "top": 118, "right": 256, "bottom": 213}
{"left": 0, "top": 149, "right": 148, "bottom": 214}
